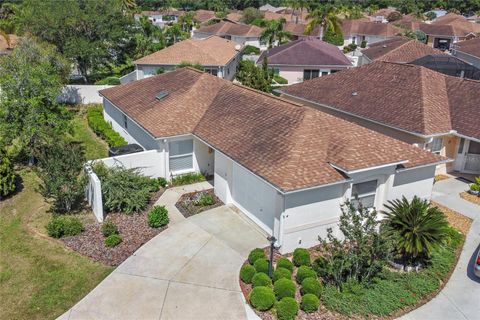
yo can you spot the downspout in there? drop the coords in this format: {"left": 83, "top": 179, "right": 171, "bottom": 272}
{"left": 276, "top": 193, "right": 286, "bottom": 249}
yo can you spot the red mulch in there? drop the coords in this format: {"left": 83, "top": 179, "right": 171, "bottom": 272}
{"left": 62, "top": 189, "right": 166, "bottom": 266}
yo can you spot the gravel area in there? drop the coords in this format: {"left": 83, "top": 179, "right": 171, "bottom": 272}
{"left": 459, "top": 192, "right": 480, "bottom": 206}
{"left": 62, "top": 189, "right": 166, "bottom": 266}
{"left": 432, "top": 201, "right": 473, "bottom": 235}
{"left": 175, "top": 189, "right": 223, "bottom": 218}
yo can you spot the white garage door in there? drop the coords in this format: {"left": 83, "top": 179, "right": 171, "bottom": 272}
{"left": 231, "top": 163, "right": 277, "bottom": 233}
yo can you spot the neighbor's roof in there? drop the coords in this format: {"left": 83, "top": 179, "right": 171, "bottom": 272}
{"left": 134, "top": 9, "right": 184, "bottom": 17}
{"left": 280, "top": 61, "right": 480, "bottom": 140}
{"left": 341, "top": 20, "right": 402, "bottom": 37}
{"left": 195, "top": 21, "right": 263, "bottom": 37}
{"left": 259, "top": 38, "right": 351, "bottom": 66}
{"left": 361, "top": 37, "right": 446, "bottom": 63}
{"left": 419, "top": 14, "right": 480, "bottom": 36}
{"left": 134, "top": 36, "right": 239, "bottom": 66}
{"left": 283, "top": 22, "right": 320, "bottom": 37}
{"left": 100, "top": 68, "right": 443, "bottom": 192}
{"left": 226, "top": 11, "right": 242, "bottom": 23}
{"left": 194, "top": 9, "right": 216, "bottom": 23}
{"left": 456, "top": 37, "right": 480, "bottom": 58}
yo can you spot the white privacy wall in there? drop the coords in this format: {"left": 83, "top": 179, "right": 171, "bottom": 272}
{"left": 97, "top": 150, "right": 166, "bottom": 178}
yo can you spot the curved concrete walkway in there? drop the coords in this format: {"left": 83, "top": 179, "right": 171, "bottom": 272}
{"left": 400, "top": 178, "right": 480, "bottom": 320}
{"left": 60, "top": 183, "right": 268, "bottom": 320}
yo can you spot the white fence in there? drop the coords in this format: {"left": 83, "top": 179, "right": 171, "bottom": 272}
{"left": 119, "top": 70, "right": 138, "bottom": 84}
{"left": 84, "top": 164, "right": 104, "bottom": 222}
{"left": 58, "top": 85, "right": 115, "bottom": 104}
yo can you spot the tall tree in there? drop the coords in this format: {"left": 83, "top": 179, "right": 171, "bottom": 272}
{"left": 261, "top": 18, "right": 291, "bottom": 48}
{"left": 305, "top": 4, "right": 342, "bottom": 41}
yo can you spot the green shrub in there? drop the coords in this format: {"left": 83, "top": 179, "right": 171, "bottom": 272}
{"left": 293, "top": 248, "right": 310, "bottom": 266}
{"left": 273, "top": 74, "right": 288, "bottom": 85}
{"left": 148, "top": 205, "right": 169, "bottom": 228}
{"left": 0, "top": 148, "right": 16, "bottom": 198}
{"left": 156, "top": 67, "right": 165, "bottom": 75}
{"left": 243, "top": 45, "right": 260, "bottom": 55}
{"left": 46, "top": 216, "right": 84, "bottom": 238}
{"left": 105, "top": 234, "right": 122, "bottom": 247}
{"left": 254, "top": 258, "right": 270, "bottom": 274}
{"left": 273, "top": 267, "right": 291, "bottom": 282}
{"left": 240, "top": 264, "right": 256, "bottom": 284}
{"left": 194, "top": 193, "right": 215, "bottom": 206}
{"left": 158, "top": 177, "right": 168, "bottom": 188}
{"left": 170, "top": 172, "right": 206, "bottom": 186}
{"left": 249, "top": 286, "right": 275, "bottom": 311}
{"left": 301, "top": 277, "right": 322, "bottom": 297}
{"left": 101, "top": 220, "right": 119, "bottom": 237}
{"left": 360, "top": 40, "right": 367, "bottom": 48}
{"left": 248, "top": 248, "right": 266, "bottom": 264}
{"left": 312, "top": 256, "right": 328, "bottom": 277}
{"left": 86, "top": 106, "right": 127, "bottom": 147}
{"left": 252, "top": 272, "right": 272, "bottom": 288}
{"left": 301, "top": 293, "right": 320, "bottom": 313}
{"left": 273, "top": 278, "right": 296, "bottom": 300}
{"left": 296, "top": 266, "right": 317, "bottom": 284}
{"left": 275, "top": 297, "right": 298, "bottom": 320}
{"left": 276, "top": 257, "right": 294, "bottom": 272}
{"left": 95, "top": 76, "right": 121, "bottom": 85}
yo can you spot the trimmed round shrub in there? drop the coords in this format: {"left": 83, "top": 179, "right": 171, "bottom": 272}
{"left": 275, "top": 297, "right": 298, "bottom": 320}
{"left": 300, "top": 293, "right": 320, "bottom": 313}
{"left": 273, "top": 278, "right": 296, "bottom": 300}
{"left": 240, "top": 264, "right": 256, "bottom": 284}
{"left": 293, "top": 248, "right": 311, "bottom": 267}
{"left": 105, "top": 234, "right": 122, "bottom": 247}
{"left": 273, "top": 267, "right": 292, "bottom": 282}
{"left": 148, "top": 205, "right": 169, "bottom": 228}
{"left": 312, "top": 256, "right": 328, "bottom": 277}
{"left": 254, "top": 258, "right": 269, "bottom": 274}
{"left": 249, "top": 286, "right": 275, "bottom": 311}
{"left": 252, "top": 272, "right": 272, "bottom": 288}
{"left": 296, "top": 266, "right": 317, "bottom": 284}
{"left": 249, "top": 248, "right": 266, "bottom": 264}
{"left": 101, "top": 220, "right": 119, "bottom": 237}
{"left": 300, "top": 277, "right": 322, "bottom": 297}
{"left": 276, "top": 257, "right": 294, "bottom": 272}
{"left": 46, "top": 216, "right": 84, "bottom": 238}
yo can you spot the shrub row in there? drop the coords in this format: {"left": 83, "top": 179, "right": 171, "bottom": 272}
{"left": 87, "top": 106, "right": 127, "bottom": 147}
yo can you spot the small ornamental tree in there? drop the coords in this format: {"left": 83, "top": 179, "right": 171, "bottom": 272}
{"left": 318, "top": 201, "right": 392, "bottom": 289}
{"left": 0, "top": 146, "right": 16, "bottom": 199}
{"left": 235, "top": 60, "right": 272, "bottom": 93}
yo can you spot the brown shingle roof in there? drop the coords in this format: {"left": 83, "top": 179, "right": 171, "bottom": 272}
{"left": 341, "top": 20, "right": 402, "bottom": 37}
{"left": 134, "top": 36, "right": 239, "bottom": 66}
{"left": 361, "top": 37, "right": 446, "bottom": 63}
{"left": 456, "top": 37, "right": 480, "bottom": 58}
{"left": 195, "top": 21, "right": 263, "bottom": 37}
{"left": 194, "top": 10, "right": 216, "bottom": 23}
{"left": 259, "top": 38, "right": 351, "bottom": 66}
{"left": 281, "top": 62, "right": 480, "bottom": 140}
{"left": 419, "top": 15, "right": 480, "bottom": 37}
{"left": 100, "top": 67, "right": 443, "bottom": 192}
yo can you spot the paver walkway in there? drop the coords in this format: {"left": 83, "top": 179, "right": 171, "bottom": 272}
{"left": 60, "top": 182, "right": 268, "bottom": 320}
{"left": 400, "top": 178, "right": 480, "bottom": 320}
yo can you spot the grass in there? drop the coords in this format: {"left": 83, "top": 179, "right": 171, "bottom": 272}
{"left": 70, "top": 106, "right": 108, "bottom": 160}
{"left": 0, "top": 170, "right": 113, "bottom": 320}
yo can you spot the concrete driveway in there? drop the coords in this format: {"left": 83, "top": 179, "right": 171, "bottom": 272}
{"left": 60, "top": 205, "right": 268, "bottom": 320}
{"left": 400, "top": 178, "right": 480, "bottom": 320}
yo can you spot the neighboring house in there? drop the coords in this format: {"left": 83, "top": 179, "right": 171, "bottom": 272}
{"left": 341, "top": 20, "right": 402, "bottom": 46}
{"left": 99, "top": 67, "right": 443, "bottom": 253}
{"left": 193, "top": 21, "right": 265, "bottom": 49}
{"left": 280, "top": 61, "right": 480, "bottom": 175}
{"left": 193, "top": 9, "right": 216, "bottom": 25}
{"left": 369, "top": 7, "right": 398, "bottom": 23}
{"left": 283, "top": 22, "right": 320, "bottom": 40}
{"left": 258, "top": 37, "right": 351, "bottom": 84}
{"left": 225, "top": 11, "right": 242, "bottom": 23}
{"left": 410, "top": 54, "right": 480, "bottom": 80}
{"left": 129, "top": 36, "right": 242, "bottom": 82}
{"left": 259, "top": 3, "right": 286, "bottom": 13}
{"left": 453, "top": 37, "right": 480, "bottom": 68}
{"left": 359, "top": 36, "right": 446, "bottom": 65}
{"left": 134, "top": 10, "right": 183, "bottom": 27}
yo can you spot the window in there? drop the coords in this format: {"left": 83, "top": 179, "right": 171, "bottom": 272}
{"left": 169, "top": 139, "right": 194, "bottom": 173}
{"left": 350, "top": 180, "right": 377, "bottom": 208}
{"left": 204, "top": 67, "right": 218, "bottom": 76}
{"left": 321, "top": 71, "right": 329, "bottom": 76}
{"left": 457, "top": 138, "right": 465, "bottom": 154}
{"left": 303, "top": 69, "right": 319, "bottom": 81}
{"left": 352, "top": 36, "right": 357, "bottom": 44}
{"left": 122, "top": 114, "right": 128, "bottom": 129}
{"left": 430, "top": 137, "right": 443, "bottom": 154}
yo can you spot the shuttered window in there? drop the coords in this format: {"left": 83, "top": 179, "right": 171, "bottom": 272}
{"left": 169, "top": 139, "right": 193, "bottom": 173}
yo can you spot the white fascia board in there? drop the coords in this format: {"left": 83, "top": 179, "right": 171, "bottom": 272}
{"left": 329, "top": 160, "right": 409, "bottom": 175}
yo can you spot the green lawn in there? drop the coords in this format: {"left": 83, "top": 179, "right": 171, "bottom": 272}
{"left": 0, "top": 170, "right": 113, "bottom": 320}
{"left": 71, "top": 105, "right": 108, "bottom": 160}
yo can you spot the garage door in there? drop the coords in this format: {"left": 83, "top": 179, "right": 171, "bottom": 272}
{"left": 231, "top": 163, "right": 276, "bottom": 233}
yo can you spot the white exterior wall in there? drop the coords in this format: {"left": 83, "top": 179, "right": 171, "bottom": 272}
{"left": 344, "top": 35, "right": 391, "bottom": 46}
{"left": 193, "top": 137, "right": 214, "bottom": 176}
{"left": 98, "top": 150, "right": 166, "bottom": 178}
{"left": 272, "top": 65, "right": 346, "bottom": 84}
{"left": 389, "top": 166, "right": 436, "bottom": 201}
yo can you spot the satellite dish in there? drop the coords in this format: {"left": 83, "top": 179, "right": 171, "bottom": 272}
{"left": 235, "top": 44, "right": 241, "bottom": 51}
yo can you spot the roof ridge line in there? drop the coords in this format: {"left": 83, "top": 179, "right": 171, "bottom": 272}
{"left": 231, "top": 81, "right": 306, "bottom": 108}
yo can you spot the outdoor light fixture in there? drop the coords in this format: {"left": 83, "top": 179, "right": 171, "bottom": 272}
{"left": 267, "top": 235, "right": 277, "bottom": 278}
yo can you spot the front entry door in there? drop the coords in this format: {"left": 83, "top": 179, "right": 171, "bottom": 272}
{"left": 463, "top": 140, "right": 480, "bottom": 173}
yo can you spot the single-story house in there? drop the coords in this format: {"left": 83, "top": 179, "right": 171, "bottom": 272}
{"left": 341, "top": 20, "right": 402, "bottom": 46}
{"left": 359, "top": 36, "right": 446, "bottom": 65}
{"left": 99, "top": 67, "right": 444, "bottom": 253}
{"left": 454, "top": 37, "right": 480, "bottom": 69}
{"left": 131, "top": 36, "right": 242, "bottom": 82}
{"left": 258, "top": 37, "right": 351, "bottom": 84}
{"left": 280, "top": 61, "right": 480, "bottom": 175}
{"left": 134, "top": 10, "right": 184, "bottom": 27}
{"left": 193, "top": 21, "right": 265, "bottom": 49}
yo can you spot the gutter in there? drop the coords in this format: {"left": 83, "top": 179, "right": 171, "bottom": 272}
{"left": 395, "top": 159, "right": 452, "bottom": 172}
{"left": 329, "top": 160, "right": 409, "bottom": 175}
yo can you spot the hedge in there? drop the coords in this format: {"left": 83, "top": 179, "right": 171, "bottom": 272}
{"left": 86, "top": 106, "right": 127, "bottom": 147}
{"left": 95, "top": 76, "right": 121, "bottom": 85}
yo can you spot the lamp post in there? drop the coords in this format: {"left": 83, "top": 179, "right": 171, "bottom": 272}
{"left": 267, "top": 235, "right": 277, "bottom": 278}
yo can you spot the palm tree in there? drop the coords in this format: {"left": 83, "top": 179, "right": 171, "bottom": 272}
{"left": 121, "top": 0, "right": 137, "bottom": 14}
{"left": 305, "top": 4, "right": 342, "bottom": 40}
{"left": 261, "top": 18, "right": 291, "bottom": 48}
{"left": 382, "top": 196, "right": 449, "bottom": 264}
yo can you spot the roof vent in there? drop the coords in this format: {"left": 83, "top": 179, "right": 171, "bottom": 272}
{"left": 352, "top": 92, "right": 358, "bottom": 96}
{"left": 155, "top": 91, "right": 169, "bottom": 100}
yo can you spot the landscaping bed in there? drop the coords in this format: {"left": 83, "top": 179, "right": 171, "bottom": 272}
{"left": 62, "top": 188, "right": 165, "bottom": 266}
{"left": 459, "top": 192, "right": 480, "bottom": 206}
{"left": 175, "top": 189, "right": 223, "bottom": 218}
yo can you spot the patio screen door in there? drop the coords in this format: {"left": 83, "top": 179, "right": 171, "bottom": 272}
{"left": 464, "top": 140, "right": 480, "bottom": 173}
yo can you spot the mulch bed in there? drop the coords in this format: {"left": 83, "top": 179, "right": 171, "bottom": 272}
{"left": 175, "top": 189, "right": 223, "bottom": 218}
{"left": 62, "top": 188, "right": 166, "bottom": 266}
{"left": 459, "top": 192, "right": 480, "bottom": 206}
{"left": 432, "top": 201, "right": 473, "bottom": 235}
